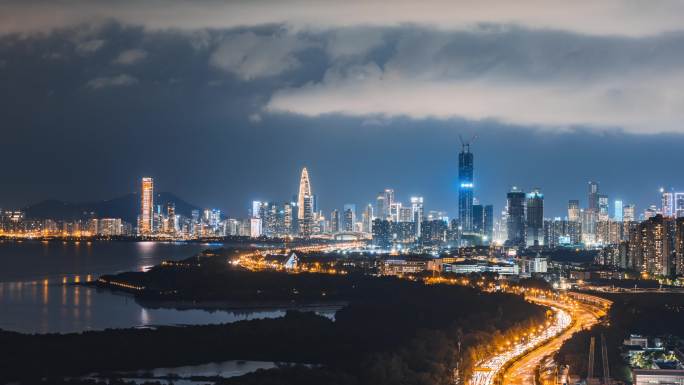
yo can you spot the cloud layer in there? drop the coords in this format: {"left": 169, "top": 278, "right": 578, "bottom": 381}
{"left": 2, "top": 2, "right": 684, "bottom": 134}
{"left": 2, "top": 0, "right": 684, "bottom": 37}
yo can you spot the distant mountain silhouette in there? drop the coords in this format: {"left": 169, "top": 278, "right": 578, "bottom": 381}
{"left": 23, "top": 192, "right": 201, "bottom": 224}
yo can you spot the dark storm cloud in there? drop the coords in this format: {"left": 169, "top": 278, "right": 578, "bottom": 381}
{"left": 0, "top": 15, "right": 683, "bottom": 218}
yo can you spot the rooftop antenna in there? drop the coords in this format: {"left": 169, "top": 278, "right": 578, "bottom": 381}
{"left": 458, "top": 134, "right": 478, "bottom": 153}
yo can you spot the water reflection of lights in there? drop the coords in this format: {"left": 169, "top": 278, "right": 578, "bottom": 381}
{"left": 140, "top": 308, "right": 150, "bottom": 325}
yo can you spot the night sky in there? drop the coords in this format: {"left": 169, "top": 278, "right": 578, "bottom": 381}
{"left": 1, "top": 1, "right": 683, "bottom": 218}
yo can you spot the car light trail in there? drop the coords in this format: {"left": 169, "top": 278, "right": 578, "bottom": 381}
{"left": 470, "top": 306, "right": 571, "bottom": 385}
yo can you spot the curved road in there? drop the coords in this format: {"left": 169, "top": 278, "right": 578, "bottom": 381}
{"left": 501, "top": 296, "right": 604, "bottom": 385}
{"left": 469, "top": 292, "right": 608, "bottom": 385}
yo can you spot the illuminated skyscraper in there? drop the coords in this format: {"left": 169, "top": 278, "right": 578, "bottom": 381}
{"left": 588, "top": 181, "right": 599, "bottom": 212}
{"left": 506, "top": 187, "right": 526, "bottom": 247}
{"left": 598, "top": 194, "right": 609, "bottom": 221}
{"left": 458, "top": 142, "right": 474, "bottom": 231}
{"left": 343, "top": 204, "right": 356, "bottom": 232}
{"left": 410, "top": 196, "right": 424, "bottom": 237}
{"left": 297, "top": 168, "right": 312, "bottom": 220}
{"left": 139, "top": 177, "right": 154, "bottom": 235}
{"left": 623, "top": 204, "right": 636, "bottom": 222}
{"left": 676, "top": 193, "right": 684, "bottom": 218}
{"left": 375, "top": 193, "right": 386, "bottom": 220}
{"left": 362, "top": 204, "right": 373, "bottom": 233}
{"left": 526, "top": 188, "right": 544, "bottom": 247}
{"left": 614, "top": 200, "right": 623, "bottom": 221}
{"left": 568, "top": 200, "right": 580, "bottom": 222}
{"left": 297, "top": 167, "right": 314, "bottom": 236}
{"left": 330, "top": 209, "right": 340, "bottom": 233}
{"left": 661, "top": 188, "right": 674, "bottom": 217}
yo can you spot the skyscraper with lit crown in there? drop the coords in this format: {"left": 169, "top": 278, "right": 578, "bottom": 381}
{"left": 458, "top": 142, "right": 474, "bottom": 231}
{"left": 297, "top": 167, "right": 314, "bottom": 236}
{"left": 140, "top": 177, "right": 154, "bottom": 235}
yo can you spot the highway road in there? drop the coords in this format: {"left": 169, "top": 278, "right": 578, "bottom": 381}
{"left": 469, "top": 292, "right": 608, "bottom": 385}
{"left": 501, "top": 296, "right": 603, "bottom": 385}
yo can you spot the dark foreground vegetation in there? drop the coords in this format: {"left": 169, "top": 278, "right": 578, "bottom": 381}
{"left": 1, "top": 250, "right": 546, "bottom": 385}
{"left": 556, "top": 292, "right": 684, "bottom": 382}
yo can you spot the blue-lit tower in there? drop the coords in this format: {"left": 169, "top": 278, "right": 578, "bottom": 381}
{"left": 458, "top": 139, "right": 474, "bottom": 232}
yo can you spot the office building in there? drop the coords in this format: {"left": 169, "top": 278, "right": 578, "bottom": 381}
{"left": 372, "top": 219, "right": 391, "bottom": 248}
{"left": 676, "top": 193, "right": 684, "bottom": 218}
{"left": 568, "top": 200, "right": 580, "bottom": 222}
{"left": 624, "top": 204, "right": 636, "bottom": 222}
{"left": 506, "top": 187, "right": 526, "bottom": 248}
{"left": 343, "top": 204, "right": 355, "bottom": 232}
{"left": 483, "top": 204, "right": 494, "bottom": 242}
{"left": 330, "top": 209, "right": 340, "bottom": 233}
{"left": 458, "top": 142, "right": 474, "bottom": 231}
{"left": 614, "top": 200, "right": 623, "bottom": 221}
{"left": 139, "top": 177, "right": 154, "bottom": 235}
{"left": 526, "top": 189, "right": 544, "bottom": 247}
{"left": 297, "top": 168, "right": 314, "bottom": 236}
{"left": 362, "top": 204, "right": 373, "bottom": 233}
{"left": 598, "top": 194, "right": 609, "bottom": 221}
{"left": 398, "top": 206, "right": 413, "bottom": 222}
{"left": 676, "top": 218, "right": 684, "bottom": 275}
{"left": 662, "top": 188, "right": 674, "bottom": 217}
{"left": 410, "top": 196, "right": 424, "bottom": 237}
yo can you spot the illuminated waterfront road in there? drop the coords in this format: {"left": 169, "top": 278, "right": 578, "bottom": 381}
{"left": 501, "top": 297, "right": 602, "bottom": 385}
{"left": 469, "top": 293, "right": 607, "bottom": 385}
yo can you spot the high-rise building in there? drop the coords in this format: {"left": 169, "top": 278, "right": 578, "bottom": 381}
{"left": 675, "top": 193, "right": 684, "bottom": 218}
{"left": 614, "top": 200, "right": 624, "bottom": 221}
{"left": 472, "top": 204, "right": 484, "bottom": 233}
{"left": 588, "top": 181, "right": 599, "bottom": 212}
{"left": 410, "top": 196, "right": 424, "bottom": 237}
{"left": 675, "top": 218, "right": 684, "bottom": 275}
{"left": 251, "top": 201, "right": 262, "bottom": 218}
{"left": 506, "top": 187, "right": 526, "bottom": 248}
{"left": 362, "top": 204, "right": 373, "bottom": 234}
{"left": 343, "top": 204, "right": 356, "bottom": 232}
{"left": 283, "top": 202, "right": 293, "bottom": 235}
{"left": 624, "top": 204, "right": 636, "bottom": 222}
{"left": 139, "top": 177, "right": 154, "bottom": 235}
{"left": 330, "top": 209, "right": 340, "bottom": 233}
{"left": 458, "top": 142, "right": 474, "bottom": 231}
{"left": 297, "top": 168, "right": 314, "bottom": 236}
{"left": 568, "top": 200, "right": 580, "bottom": 222}
{"left": 389, "top": 202, "right": 402, "bottom": 222}
{"left": 297, "top": 168, "right": 312, "bottom": 220}
{"left": 166, "top": 202, "right": 176, "bottom": 235}
{"left": 598, "top": 194, "right": 609, "bottom": 221}
{"left": 644, "top": 205, "right": 658, "bottom": 220}
{"left": 384, "top": 189, "right": 394, "bottom": 219}
{"left": 372, "top": 219, "right": 391, "bottom": 248}
{"left": 526, "top": 188, "right": 544, "bottom": 247}
{"left": 628, "top": 214, "right": 675, "bottom": 276}
{"left": 483, "top": 205, "right": 494, "bottom": 242}
{"left": 376, "top": 193, "right": 386, "bottom": 221}
{"left": 661, "top": 188, "right": 674, "bottom": 217}
{"left": 301, "top": 195, "right": 314, "bottom": 237}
